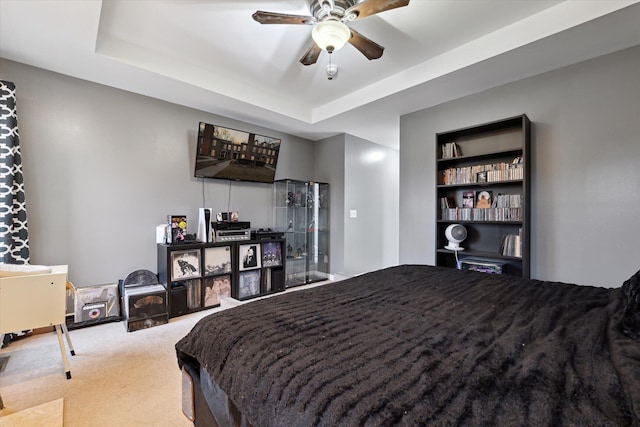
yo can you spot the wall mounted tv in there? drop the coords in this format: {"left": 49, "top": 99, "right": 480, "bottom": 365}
{"left": 195, "top": 122, "right": 281, "bottom": 183}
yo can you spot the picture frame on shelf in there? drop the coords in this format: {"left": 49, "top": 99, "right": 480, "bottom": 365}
{"left": 462, "top": 191, "right": 474, "bottom": 208}
{"left": 475, "top": 190, "right": 493, "bottom": 209}
{"left": 261, "top": 242, "right": 283, "bottom": 267}
{"left": 204, "top": 246, "right": 231, "bottom": 276}
{"left": 171, "top": 249, "right": 201, "bottom": 281}
{"left": 216, "top": 212, "right": 239, "bottom": 222}
{"left": 203, "top": 274, "right": 231, "bottom": 307}
{"left": 239, "top": 244, "right": 261, "bottom": 271}
{"left": 476, "top": 171, "right": 487, "bottom": 183}
{"left": 238, "top": 270, "right": 261, "bottom": 299}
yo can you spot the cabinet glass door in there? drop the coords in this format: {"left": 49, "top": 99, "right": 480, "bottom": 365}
{"left": 274, "top": 180, "right": 329, "bottom": 287}
{"left": 306, "top": 182, "right": 329, "bottom": 283}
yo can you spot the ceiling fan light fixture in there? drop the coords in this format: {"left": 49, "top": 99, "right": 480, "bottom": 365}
{"left": 312, "top": 20, "right": 351, "bottom": 52}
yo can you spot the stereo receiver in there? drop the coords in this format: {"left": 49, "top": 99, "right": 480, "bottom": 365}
{"left": 213, "top": 221, "right": 251, "bottom": 242}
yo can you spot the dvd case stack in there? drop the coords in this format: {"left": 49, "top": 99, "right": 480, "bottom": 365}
{"left": 439, "top": 161, "right": 523, "bottom": 185}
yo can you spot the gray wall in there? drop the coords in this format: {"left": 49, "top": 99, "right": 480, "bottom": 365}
{"left": 1, "top": 59, "right": 316, "bottom": 286}
{"left": 315, "top": 133, "right": 399, "bottom": 277}
{"left": 314, "top": 134, "right": 346, "bottom": 275}
{"left": 399, "top": 45, "right": 640, "bottom": 288}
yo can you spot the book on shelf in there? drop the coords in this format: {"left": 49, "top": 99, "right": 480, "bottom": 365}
{"left": 440, "top": 196, "right": 457, "bottom": 209}
{"left": 500, "top": 229, "right": 522, "bottom": 258}
{"left": 441, "top": 142, "right": 461, "bottom": 159}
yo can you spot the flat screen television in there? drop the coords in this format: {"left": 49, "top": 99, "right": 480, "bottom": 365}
{"left": 195, "top": 122, "right": 281, "bottom": 183}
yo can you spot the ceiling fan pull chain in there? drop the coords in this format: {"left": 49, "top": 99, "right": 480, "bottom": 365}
{"left": 326, "top": 52, "right": 338, "bottom": 80}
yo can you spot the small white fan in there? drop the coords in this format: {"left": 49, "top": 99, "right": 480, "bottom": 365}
{"left": 445, "top": 224, "right": 467, "bottom": 251}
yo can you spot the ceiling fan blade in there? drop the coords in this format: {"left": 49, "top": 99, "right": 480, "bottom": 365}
{"left": 348, "top": 28, "right": 384, "bottom": 60}
{"left": 299, "top": 42, "right": 322, "bottom": 66}
{"left": 252, "top": 11, "right": 316, "bottom": 25}
{"left": 344, "top": 0, "right": 410, "bottom": 20}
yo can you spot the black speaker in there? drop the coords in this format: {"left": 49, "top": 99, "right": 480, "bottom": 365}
{"left": 170, "top": 285, "right": 189, "bottom": 316}
{"left": 271, "top": 268, "right": 285, "bottom": 292}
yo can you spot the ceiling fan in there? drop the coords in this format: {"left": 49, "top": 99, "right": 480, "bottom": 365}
{"left": 252, "top": 0, "right": 410, "bottom": 66}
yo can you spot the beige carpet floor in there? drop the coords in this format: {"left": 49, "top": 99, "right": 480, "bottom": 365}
{"left": 0, "top": 279, "right": 336, "bottom": 426}
{"left": 1, "top": 397, "right": 64, "bottom": 427}
{"left": 0, "top": 308, "right": 218, "bottom": 426}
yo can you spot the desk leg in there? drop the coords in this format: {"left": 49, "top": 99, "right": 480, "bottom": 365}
{"left": 61, "top": 323, "right": 75, "bottom": 356}
{"left": 54, "top": 325, "right": 71, "bottom": 379}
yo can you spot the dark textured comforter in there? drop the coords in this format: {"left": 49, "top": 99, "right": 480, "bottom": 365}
{"left": 176, "top": 265, "right": 640, "bottom": 426}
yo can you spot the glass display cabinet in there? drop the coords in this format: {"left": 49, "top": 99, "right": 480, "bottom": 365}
{"left": 274, "top": 180, "right": 329, "bottom": 287}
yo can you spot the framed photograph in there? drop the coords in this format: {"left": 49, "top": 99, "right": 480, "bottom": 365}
{"left": 476, "top": 171, "right": 487, "bottom": 183}
{"left": 475, "top": 190, "right": 493, "bottom": 209}
{"left": 462, "top": 191, "right": 474, "bottom": 208}
{"left": 239, "top": 244, "right": 261, "bottom": 271}
{"left": 203, "top": 274, "right": 231, "bottom": 307}
{"left": 171, "top": 249, "right": 200, "bottom": 281}
{"left": 238, "top": 270, "right": 261, "bottom": 299}
{"left": 261, "top": 242, "right": 283, "bottom": 267}
{"left": 204, "top": 246, "right": 231, "bottom": 276}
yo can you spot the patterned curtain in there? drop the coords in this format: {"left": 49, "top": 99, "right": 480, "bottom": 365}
{"left": 0, "top": 80, "right": 30, "bottom": 264}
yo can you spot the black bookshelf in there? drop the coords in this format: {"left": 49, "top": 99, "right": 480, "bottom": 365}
{"left": 435, "top": 114, "right": 531, "bottom": 278}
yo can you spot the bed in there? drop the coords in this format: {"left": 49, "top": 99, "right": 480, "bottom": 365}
{"left": 175, "top": 264, "right": 640, "bottom": 426}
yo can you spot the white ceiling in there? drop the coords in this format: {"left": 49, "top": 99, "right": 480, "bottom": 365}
{"left": 1, "top": 0, "right": 639, "bottom": 149}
